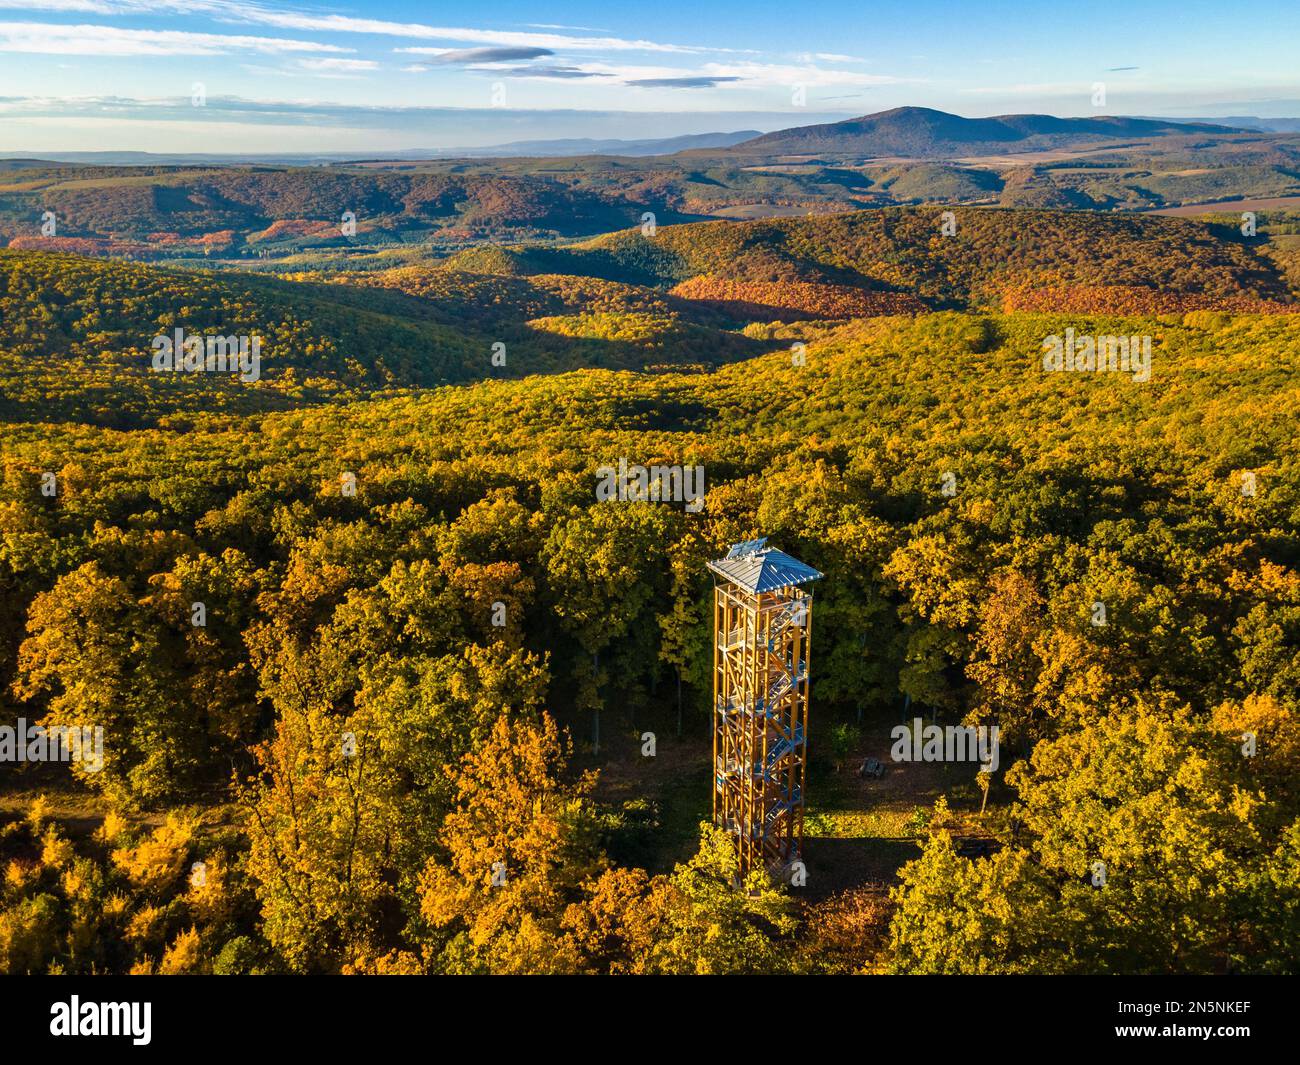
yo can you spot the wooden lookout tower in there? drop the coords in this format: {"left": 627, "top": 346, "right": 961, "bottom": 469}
{"left": 708, "top": 538, "right": 822, "bottom": 875}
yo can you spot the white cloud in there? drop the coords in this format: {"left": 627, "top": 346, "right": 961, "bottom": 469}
{"left": 959, "top": 83, "right": 1101, "bottom": 97}
{"left": 295, "top": 57, "right": 376, "bottom": 72}
{"left": 0, "top": 1, "right": 121, "bottom": 10}
{"left": 527, "top": 24, "right": 611, "bottom": 33}
{"left": 0, "top": 20, "right": 350, "bottom": 55}
{"left": 704, "top": 61, "right": 907, "bottom": 89}
{"left": 800, "top": 52, "right": 867, "bottom": 64}
{"left": 249, "top": 13, "right": 706, "bottom": 53}
{"left": 0, "top": 0, "right": 741, "bottom": 53}
{"left": 563, "top": 59, "right": 910, "bottom": 91}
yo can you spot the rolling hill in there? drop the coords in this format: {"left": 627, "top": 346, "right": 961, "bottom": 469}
{"left": 2, "top": 206, "right": 1296, "bottom": 427}
{"left": 0, "top": 247, "right": 767, "bottom": 425}
{"left": 445, "top": 206, "right": 1299, "bottom": 317}
{"left": 725, "top": 106, "right": 1248, "bottom": 159}
{"left": 6, "top": 130, "right": 1300, "bottom": 271}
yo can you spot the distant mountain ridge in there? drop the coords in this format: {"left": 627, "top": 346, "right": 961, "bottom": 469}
{"left": 1134, "top": 115, "right": 1300, "bottom": 133}
{"left": 442, "top": 130, "right": 764, "bottom": 157}
{"left": 0, "top": 130, "right": 764, "bottom": 167}
{"left": 724, "top": 106, "right": 1250, "bottom": 158}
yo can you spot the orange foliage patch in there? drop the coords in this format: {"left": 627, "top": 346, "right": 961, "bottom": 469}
{"left": 145, "top": 230, "right": 235, "bottom": 249}
{"left": 669, "top": 275, "right": 925, "bottom": 321}
{"left": 1000, "top": 283, "right": 1297, "bottom": 315}
{"left": 248, "top": 219, "right": 338, "bottom": 243}
{"left": 6, "top": 235, "right": 151, "bottom": 256}
{"left": 199, "top": 230, "right": 236, "bottom": 248}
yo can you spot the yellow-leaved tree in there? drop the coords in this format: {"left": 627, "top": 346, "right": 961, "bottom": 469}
{"left": 889, "top": 697, "right": 1300, "bottom": 973}
{"left": 415, "top": 713, "right": 603, "bottom": 974}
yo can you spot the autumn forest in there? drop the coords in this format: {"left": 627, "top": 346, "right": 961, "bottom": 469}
{"left": 2, "top": 144, "right": 1299, "bottom": 980}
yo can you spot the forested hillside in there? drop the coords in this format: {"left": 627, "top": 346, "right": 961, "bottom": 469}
{"left": 4, "top": 207, "right": 1294, "bottom": 430}
{"left": 0, "top": 161, "right": 863, "bottom": 259}
{"left": 0, "top": 166, "right": 640, "bottom": 247}
{"left": 434, "top": 206, "right": 1300, "bottom": 316}
{"left": 5, "top": 139, "right": 1300, "bottom": 271}
{"left": 2, "top": 262, "right": 1298, "bottom": 972}
{"left": 724, "top": 106, "right": 1247, "bottom": 157}
{"left": 0, "top": 249, "right": 766, "bottom": 426}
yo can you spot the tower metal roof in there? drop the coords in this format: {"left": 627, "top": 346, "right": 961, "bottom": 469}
{"left": 707, "top": 538, "right": 823, "bottom": 593}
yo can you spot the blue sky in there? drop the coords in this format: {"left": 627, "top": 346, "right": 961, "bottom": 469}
{"left": 1, "top": 0, "right": 1298, "bottom": 151}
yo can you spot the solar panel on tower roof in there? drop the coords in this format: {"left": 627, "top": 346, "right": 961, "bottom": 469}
{"left": 726, "top": 537, "right": 768, "bottom": 558}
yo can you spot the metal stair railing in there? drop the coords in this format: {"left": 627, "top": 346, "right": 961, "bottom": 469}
{"left": 763, "top": 786, "right": 804, "bottom": 830}
{"left": 757, "top": 660, "right": 806, "bottom": 713}
{"left": 765, "top": 600, "right": 807, "bottom": 653}
{"left": 764, "top": 724, "right": 805, "bottom": 769}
